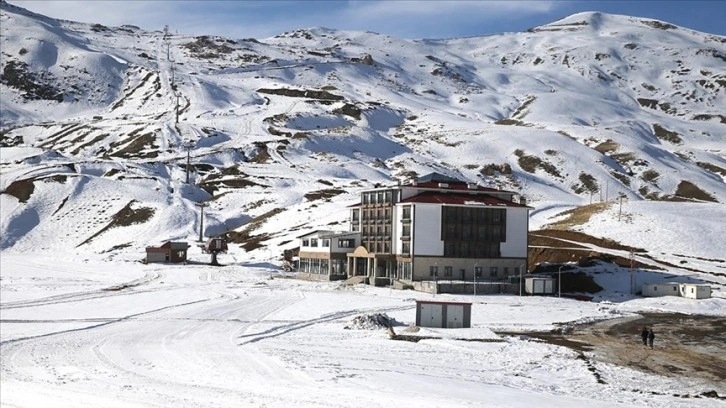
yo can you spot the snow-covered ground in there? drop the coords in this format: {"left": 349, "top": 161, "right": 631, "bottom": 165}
{"left": 2, "top": 253, "right": 724, "bottom": 408}
{"left": 2, "top": 4, "right": 725, "bottom": 406}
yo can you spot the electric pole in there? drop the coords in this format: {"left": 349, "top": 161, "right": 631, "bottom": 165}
{"left": 163, "top": 25, "right": 170, "bottom": 61}
{"left": 195, "top": 202, "right": 208, "bottom": 243}
{"left": 183, "top": 140, "right": 194, "bottom": 183}
{"left": 175, "top": 93, "right": 180, "bottom": 123}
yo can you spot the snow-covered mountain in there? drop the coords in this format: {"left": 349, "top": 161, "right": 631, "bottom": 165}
{"left": 1, "top": 2, "right": 724, "bottom": 272}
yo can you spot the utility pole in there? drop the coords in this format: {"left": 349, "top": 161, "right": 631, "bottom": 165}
{"left": 163, "top": 25, "right": 170, "bottom": 61}
{"left": 175, "top": 93, "right": 180, "bottom": 123}
{"left": 195, "top": 202, "right": 208, "bottom": 243}
{"left": 184, "top": 140, "right": 194, "bottom": 183}
{"left": 605, "top": 180, "right": 609, "bottom": 202}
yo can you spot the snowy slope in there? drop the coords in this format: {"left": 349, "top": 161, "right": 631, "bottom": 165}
{"left": 1, "top": 3, "right": 725, "bottom": 276}
{"left": 2, "top": 5, "right": 726, "bottom": 408}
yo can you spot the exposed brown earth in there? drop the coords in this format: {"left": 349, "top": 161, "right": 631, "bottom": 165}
{"left": 508, "top": 313, "right": 726, "bottom": 398}
{"left": 528, "top": 229, "right": 660, "bottom": 271}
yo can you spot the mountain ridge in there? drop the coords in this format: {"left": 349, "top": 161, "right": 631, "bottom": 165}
{"left": 1, "top": 3, "right": 724, "bottom": 273}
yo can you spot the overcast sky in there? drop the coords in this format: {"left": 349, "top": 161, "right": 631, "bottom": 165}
{"left": 8, "top": 1, "right": 726, "bottom": 39}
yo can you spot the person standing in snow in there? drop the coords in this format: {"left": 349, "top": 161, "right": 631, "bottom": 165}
{"left": 648, "top": 328, "right": 655, "bottom": 348}
{"left": 641, "top": 327, "right": 649, "bottom": 346}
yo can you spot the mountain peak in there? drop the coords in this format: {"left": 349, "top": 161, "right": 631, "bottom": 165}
{"left": 1, "top": 5, "right": 724, "bottom": 258}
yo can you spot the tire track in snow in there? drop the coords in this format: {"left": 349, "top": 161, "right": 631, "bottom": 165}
{"left": 0, "top": 297, "right": 211, "bottom": 347}
{"left": 0, "top": 270, "right": 161, "bottom": 309}
{"left": 237, "top": 304, "right": 415, "bottom": 345}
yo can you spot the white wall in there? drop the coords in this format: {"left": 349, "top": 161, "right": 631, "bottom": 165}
{"left": 300, "top": 232, "right": 358, "bottom": 254}
{"left": 642, "top": 283, "right": 679, "bottom": 297}
{"left": 413, "top": 204, "right": 443, "bottom": 256}
{"left": 500, "top": 207, "right": 529, "bottom": 258}
{"left": 330, "top": 234, "right": 359, "bottom": 254}
{"left": 393, "top": 204, "right": 403, "bottom": 254}
{"left": 679, "top": 283, "right": 711, "bottom": 299}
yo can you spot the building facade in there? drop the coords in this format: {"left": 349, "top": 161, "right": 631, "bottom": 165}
{"left": 345, "top": 173, "right": 530, "bottom": 286}
{"left": 145, "top": 241, "right": 190, "bottom": 263}
{"left": 642, "top": 282, "right": 711, "bottom": 299}
{"left": 295, "top": 174, "right": 531, "bottom": 287}
{"left": 296, "top": 230, "right": 360, "bottom": 281}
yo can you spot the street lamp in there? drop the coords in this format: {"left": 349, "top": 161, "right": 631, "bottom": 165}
{"left": 558, "top": 265, "right": 563, "bottom": 298}
{"left": 474, "top": 262, "right": 478, "bottom": 297}
{"left": 519, "top": 264, "right": 525, "bottom": 297}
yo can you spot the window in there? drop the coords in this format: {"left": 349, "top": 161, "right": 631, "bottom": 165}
{"left": 444, "top": 266, "right": 452, "bottom": 277}
{"left": 430, "top": 266, "right": 438, "bottom": 277}
{"left": 503, "top": 267, "right": 508, "bottom": 276}
{"left": 402, "top": 243, "right": 410, "bottom": 255}
{"left": 302, "top": 239, "right": 310, "bottom": 246}
{"left": 339, "top": 239, "right": 354, "bottom": 248}
{"left": 310, "top": 238, "right": 318, "bottom": 247}
{"left": 402, "top": 206, "right": 411, "bottom": 220}
{"left": 475, "top": 267, "right": 483, "bottom": 277}
{"left": 490, "top": 267, "right": 498, "bottom": 277}
{"left": 352, "top": 209, "right": 359, "bottom": 222}
{"left": 397, "top": 261, "right": 412, "bottom": 280}
{"left": 322, "top": 239, "right": 330, "bottom": 247}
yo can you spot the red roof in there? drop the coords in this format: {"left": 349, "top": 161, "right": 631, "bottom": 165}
{"left": 400, "top": 191, "right": 527, "bottom": 207}
{"left": 409, "top": 181, "right": 507, "bottom": 193}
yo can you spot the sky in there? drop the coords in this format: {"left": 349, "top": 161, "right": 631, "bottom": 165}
{"left": 7, "top": 0, "right": 726, "bottom": 39}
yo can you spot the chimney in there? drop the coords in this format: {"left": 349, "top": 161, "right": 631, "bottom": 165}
{"left": 520, "top": 196, "right": 527, "bottom": 206}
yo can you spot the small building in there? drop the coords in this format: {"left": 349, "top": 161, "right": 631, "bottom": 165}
{"left": 415, "top": 300, "right": 472, "bottom": 329}
{"left": 525, "top": 277, "right": 555, "bottom": 295}
{"left": 679, "top": 283, "right": 711, "bottom": 299}
{"left": 642, "top": 282, "right": 680, "bottom": 297}
{"left": 145, "top": 241, "right": 190, "bottom": 263}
